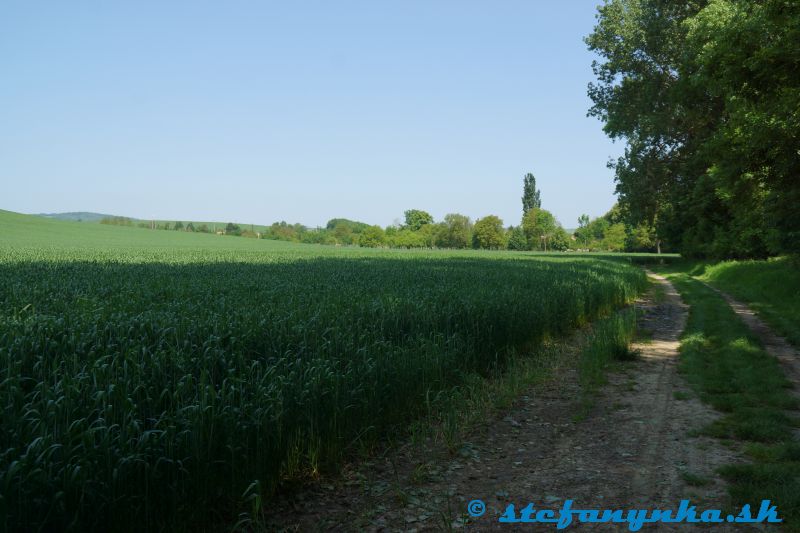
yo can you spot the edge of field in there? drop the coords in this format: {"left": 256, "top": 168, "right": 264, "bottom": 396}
{"left": 654, "top": 261, "right": 800, "bottom": 529}
{"left": 259, "top": 294, "right": 644, "bottom": 530}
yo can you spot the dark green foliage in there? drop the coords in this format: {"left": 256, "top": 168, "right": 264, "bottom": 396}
{"left": 506, "top": 226, "right": 528, "bottom": 251}
{"left": 0, "top": 248, "right": 646, "bottom": 531}
{"left": 521, "top": 173, "right": 541, "bottom": 215}
{"left": 588, "top": 0, "right": 800, "bottom": 259}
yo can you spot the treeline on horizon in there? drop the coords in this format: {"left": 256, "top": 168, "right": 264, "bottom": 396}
{"left": 588, "top": 0, "right": 799, "bottom": 259}
{"left": 99, "top": 173, "right": 661, "bottom": 253}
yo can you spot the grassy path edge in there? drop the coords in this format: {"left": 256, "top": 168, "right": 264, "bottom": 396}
{"left": 697, "top": 280, "right": 800, "bottom": 399}
{"left": 656, "top": 267, "right": 800, "bottom": 529}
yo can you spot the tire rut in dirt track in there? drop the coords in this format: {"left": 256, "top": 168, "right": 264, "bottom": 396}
{"left": 268, "top": 273, "right": 744, "bottom": 532}
{"left": 700, "top": 281, "right": 800, "bottom": 400}
{"left": 467, "top": 272, "right": 738, "bottom": 531}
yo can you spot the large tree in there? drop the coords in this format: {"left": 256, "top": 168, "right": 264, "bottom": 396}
{"left": 587, "top": 0, "right": 800, "bottom": 258}
{"left": 387, "top": 228, "right": 427, "bottom": 248}
{"left": 522, "top": 208, "right": 566, "bottom": 251}
{"left": 576, "top": 215, "right": 591, "bottom": 247}
{"left": 472, "top": 216, "right": 507, "bottom": 250}
{"left": 403, "top": 209, "right": 434, "bottom": 231}
{"left": 683, "top": 0, "right": 800, "bottom": 256}
{"left": 521, "top": 173, "right": 542, "bottom": 216}
{"left": 435, "top": 213, "right": 472, "bottom": 249}
{"left": 358, "top": 225, "right": 386, "bottom": 248}
{"left": 507, "top": 226, "right": 528, "bottom": 251}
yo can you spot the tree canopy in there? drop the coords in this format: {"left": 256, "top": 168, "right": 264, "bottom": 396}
{"left": 435, "top": 213, "right": 472, "bottom": 249}
{"left": 403, "top": 209, "right": 434, "bottom": 231}
{"left": 358, "top": 225, "right": 386, "bottom": 248}
{"left": 522, "top": 208, "right": 570, "bottom": 251}
{"left": 522, "top": 173, "right": 542, "bottom": 216}
{"left": 472, "top": 215, "right": 507, "bottom": 250}
{"left": 587, "top": 0, "right": 800, "bottom": 259}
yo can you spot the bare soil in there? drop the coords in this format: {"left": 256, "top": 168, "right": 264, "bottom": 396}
{"left": 265, "top": 274, "right": 745, "bottom": 531}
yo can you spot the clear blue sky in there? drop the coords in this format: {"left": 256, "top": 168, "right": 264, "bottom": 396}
{"left": 1, "top": 1, "right": 619, "bottom": 229}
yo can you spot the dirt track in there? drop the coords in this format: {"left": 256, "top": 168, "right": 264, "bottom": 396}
{"left": 268, "top": 274, "right": 743, "bottom": 531}
{"left": 702, "top": 282, "right": 800, "bottom": 402}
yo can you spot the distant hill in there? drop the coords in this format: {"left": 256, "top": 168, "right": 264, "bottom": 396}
{"left": 1, "top": 209, "right": 309, "bottom": 252}
{"left": 37, "top": 212, "right": 120, "bottom": 223}
{"left": 34, "top": 212, "right": 277, "bottom": 232}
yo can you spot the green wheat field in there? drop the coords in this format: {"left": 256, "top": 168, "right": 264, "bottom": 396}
{"left": 0, "top": 210, "right": 651, "bottom": 530}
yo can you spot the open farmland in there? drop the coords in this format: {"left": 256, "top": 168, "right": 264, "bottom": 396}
{"left": 0, "top": 211, "right": 647, "bottom": 530}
